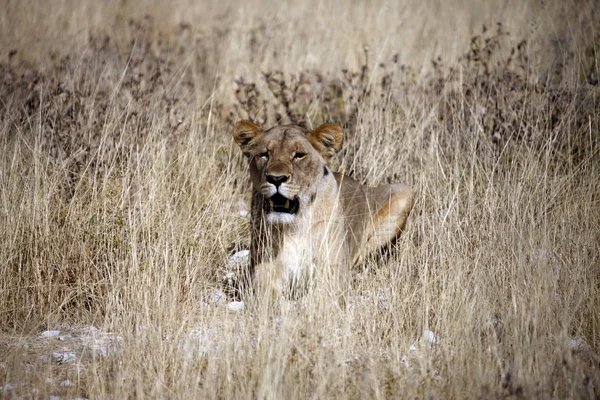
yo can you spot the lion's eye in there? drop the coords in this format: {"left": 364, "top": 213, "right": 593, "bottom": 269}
{"left": 258, "top": 152, "right": 269, "bottom": 160}
{"left": 293, "top": 152, "right": 307, "bottom": 160}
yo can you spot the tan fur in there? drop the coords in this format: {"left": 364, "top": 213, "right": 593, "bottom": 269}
{"left": 233, "top": 120, "right": 413, "bottom": 300}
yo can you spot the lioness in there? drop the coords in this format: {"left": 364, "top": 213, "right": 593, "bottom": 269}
{"left": 233, "top": 120, "right": 412, "bottom": 300}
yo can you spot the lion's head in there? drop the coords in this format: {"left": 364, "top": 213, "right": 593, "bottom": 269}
{"left": 233, "top": 121, "right": 343, "bottom": 224}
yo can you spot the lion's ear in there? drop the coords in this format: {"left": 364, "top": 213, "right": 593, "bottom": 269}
{"left": 233, "top": 120, "right": 263, "bottom": 156}
{"left": 308, "top": 123, "right": 343, "bottom": 159}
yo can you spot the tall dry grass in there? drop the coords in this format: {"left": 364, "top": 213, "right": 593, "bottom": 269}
{"left": 1, "top": 0, "right": 599, "bottom": 398}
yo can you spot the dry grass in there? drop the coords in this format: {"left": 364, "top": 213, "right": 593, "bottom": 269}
{"left": 1, "top": 0, "right": 599, "bottom": 398}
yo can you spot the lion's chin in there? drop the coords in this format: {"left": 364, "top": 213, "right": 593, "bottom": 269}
{"left": 266, "top": 212, "right": 297, "bottom": 224}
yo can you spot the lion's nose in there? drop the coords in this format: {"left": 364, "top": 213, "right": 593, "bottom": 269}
{"left": 266, "top": 174, "right": 290, "bottom": 187}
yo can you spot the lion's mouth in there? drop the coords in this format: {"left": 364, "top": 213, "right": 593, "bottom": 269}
{"left": 264, "top": 193, "right": 299, "bottom": 215}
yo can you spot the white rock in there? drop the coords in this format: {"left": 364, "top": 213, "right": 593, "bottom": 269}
{"left": 80, "top": 326, "right": 100, "bottom": 333}
{"left": 227, "top": 301, "right": 245, "bottom": 312}
{"left": 40, "top": 330, "right": 61, "bottom": 338}
{"left": 224, "top": 272, "right": 235, "bottom": 280}
{"left": 569, "top": 336, "right": 588, "bottom": 350}
{"left": 60, "top": 380, "right": 72, "bottom": 387}
{"left": 228, "top": 250, "right": 250, "bottom": 266}
{"left": 238, "top": 198, "right": 249, "bottom": 217}
{"left": 52, "top": 352, "right": 77, "bottom": 363}
{"left": 423, "top": 330, "right": 440, "bottom": 345}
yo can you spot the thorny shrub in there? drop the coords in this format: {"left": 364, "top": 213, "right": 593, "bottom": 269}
{"left": 232, "top": 23, "right": 599, "bottom": 169}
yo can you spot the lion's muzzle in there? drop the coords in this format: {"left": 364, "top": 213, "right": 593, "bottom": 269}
{"left": 263, "top": 192, "right": 300, "bottom": 215}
